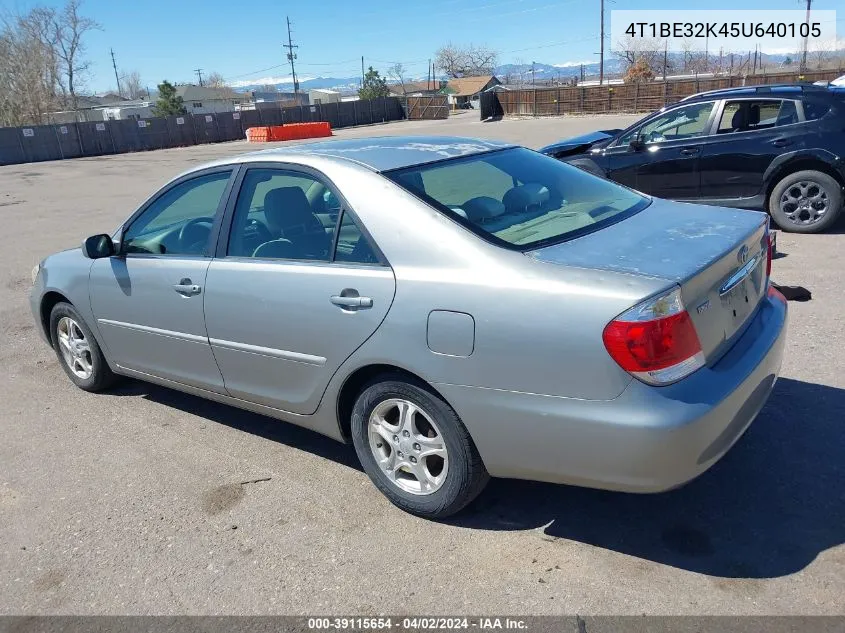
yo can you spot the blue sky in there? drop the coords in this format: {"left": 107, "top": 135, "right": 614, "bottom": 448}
{"left": 3, "top": 0, "right": 841, "bottom": 92}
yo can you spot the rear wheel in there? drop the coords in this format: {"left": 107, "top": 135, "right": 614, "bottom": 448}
{"left": 49, "top": 302, "right": 118, "bottom": 392}
{"left": 350, "top": 375, "right": 489, "bottom": 519}
{"left": 768, "top": 170, "right": 842, "bottom": 233}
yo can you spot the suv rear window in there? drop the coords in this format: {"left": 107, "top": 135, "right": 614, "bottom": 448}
{"left": 386, "top": 148, "right": 650, "bottom": 250}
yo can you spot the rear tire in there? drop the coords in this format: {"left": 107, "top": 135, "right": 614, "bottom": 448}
{"left": 768, "top": 170, "right": 842, "bottom": 233}
{"left": 351, "top": 374, "right": 489, "bottom": 519}
{"left": 49, "top": 302, "right": 118, "bottom": 392}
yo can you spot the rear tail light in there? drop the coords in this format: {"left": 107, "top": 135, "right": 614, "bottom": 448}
{"left": 602, "top": 287, "right": 704, "bottom": 386}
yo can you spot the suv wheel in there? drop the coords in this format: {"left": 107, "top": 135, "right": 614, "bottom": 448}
{"left": 350, "top": 375, "right": 489, "bottom": 519}
{"left": 49, "top": 302, "right": 118, "bottom": 392}
{"left": 769, "top": 170, "right": 842, "bottom": 233}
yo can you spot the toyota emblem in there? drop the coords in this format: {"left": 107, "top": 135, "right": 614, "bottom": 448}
{"left": 737, "top": 245, "right": 749, "bottom": 264}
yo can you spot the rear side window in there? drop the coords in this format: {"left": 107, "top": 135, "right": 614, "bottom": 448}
{"left": 802, "top": 99, "right": 831, "bottom": 121}
{"left": 387, "top": 148, "right": 650, "bottom": 250}
{"left": 717, "top": 99, "right": 798, "bottom": 133}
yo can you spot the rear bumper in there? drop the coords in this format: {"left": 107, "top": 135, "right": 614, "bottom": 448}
{"left": 435, "top": 289, "right": 788, "bottom": 492}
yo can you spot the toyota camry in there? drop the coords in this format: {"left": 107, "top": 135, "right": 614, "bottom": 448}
{"left": 31, "top": 137, "right": 788, "bottom": 518}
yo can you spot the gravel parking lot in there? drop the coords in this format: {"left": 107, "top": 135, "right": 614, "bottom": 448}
{"left": 1, "top": 113, "right": 843, "bottom": 615}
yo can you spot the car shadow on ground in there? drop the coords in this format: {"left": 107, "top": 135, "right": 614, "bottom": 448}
{"left": 109, "top": 381, "right": 362, "bottom": 471}
{"left": 114, "top": 376, "right": 843, "bottom": 580}
{"left": 452, "top": 377, "right": 845, "bottom": 579}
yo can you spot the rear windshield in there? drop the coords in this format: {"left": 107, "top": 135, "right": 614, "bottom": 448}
{"left": 386, "top": 147, "right": 649, "bottom": 250}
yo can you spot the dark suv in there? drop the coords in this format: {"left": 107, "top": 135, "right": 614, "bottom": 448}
{"left": 540, "top": 84, "right": 845, "bottom": 233}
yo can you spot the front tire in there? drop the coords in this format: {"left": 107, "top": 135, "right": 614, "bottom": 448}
{"left": 768, "top": 170, "right": 842, "bottom": 233}
{"left": 49, "top": 302, "right": 118, "bottom": 392}
{"left": 351, "top": 375, "right": 489, "bottom": 519}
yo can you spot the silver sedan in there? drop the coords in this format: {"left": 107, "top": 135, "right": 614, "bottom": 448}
{"left": 30, "top": 136, "right": 788, "bottom": 518}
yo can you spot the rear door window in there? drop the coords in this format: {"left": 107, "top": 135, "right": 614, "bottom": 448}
{"left": 717, "top": 99, "right": 798, "bottom": 133}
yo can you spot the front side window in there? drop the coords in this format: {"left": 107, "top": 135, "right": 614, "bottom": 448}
{"left": 717, "top": 99, "right": 796, "bottom": 133}
{"left": 227, "top": 168, "right": 378, "bottom": 264}
{"left": 619, "top": 101, "right": 715, "bottom": 145}
{"left": 122, "top": 170, "right": 231, "bottom": 256}
{"left": 387, "top": 148, "right": 650, "bottom": 250}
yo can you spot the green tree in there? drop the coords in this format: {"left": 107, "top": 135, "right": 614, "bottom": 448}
{"left": 358, "top": 66, "right": 389, "bottom": 100}
{"left": 152, "top": 80, "right": 185, "bottom": 116}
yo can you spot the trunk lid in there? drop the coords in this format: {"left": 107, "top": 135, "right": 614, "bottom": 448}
{"left": 529, "top": 199, "right": 769, "bottom": 363}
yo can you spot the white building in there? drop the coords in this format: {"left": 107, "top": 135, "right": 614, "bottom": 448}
{"left": 175, "top": 85, "right": 246, "bottom": 115}
{"left": 308, "top": 89, "right": 341, "bottom": 104}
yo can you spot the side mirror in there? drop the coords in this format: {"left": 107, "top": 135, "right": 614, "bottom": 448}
{"left": 629, "top": 135, "right": 645, "bottom": 151}
{"left": 82, "top": 234, "right": 116, "bottom": 259}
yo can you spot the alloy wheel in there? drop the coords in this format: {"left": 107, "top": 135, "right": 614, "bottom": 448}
{"left": 780, "top": 180, "right": 830, "bottom": 226}
{"left": 367, "top": 398, "right": 449, "bottom": 495}
{"left": 56, "top": 317, "right": 93, "bottom": 380}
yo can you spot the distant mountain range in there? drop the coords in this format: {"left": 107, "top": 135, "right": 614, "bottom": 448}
{"left": 229, "top": 51, "right": 829, "bottom": 94}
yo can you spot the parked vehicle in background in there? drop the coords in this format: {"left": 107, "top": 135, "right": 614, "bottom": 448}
{"left": 540, "top": 84, "right": 845, "bottom": 233}
{"left": 31, "top": 137, "right": 787, "bottom": 519}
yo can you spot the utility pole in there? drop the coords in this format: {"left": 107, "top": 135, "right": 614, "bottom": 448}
{"left": 800, "top": 0, "right": 812, "bottom": 72}
{"left": 599, "top": 0, "right": 605, "bottom": 85}
{"left": 284, "top": 16, "right": 299, "bottom": 94}
{"left": 428, "top": 58, "right": 432, "bottom": 90}
{"left": 194, "top": 68, "right": 204, "bottom": 86}
{"left": 663, "top": 40, "right": 668, "bottom": 82}
{"left": 361, "top": 56, "right": 365, "bottom": 89}
{"left": 110, "top": 48, "right": 122, "bottom": 97}
{"left": 532, "top": 61, "right": 536, "bottom": 87}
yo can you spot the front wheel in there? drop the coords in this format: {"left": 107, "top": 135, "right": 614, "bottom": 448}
{"left": 351, "top": 375, "right": 489, "bottom": 519}
{"left": 768, "top": 170, "right": 842, "bottom": 233}
{"left": 49, "top": 302, "right": 118, "bottom": 392}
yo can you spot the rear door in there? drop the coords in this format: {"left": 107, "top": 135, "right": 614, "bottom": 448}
{"left": 202, "top": 164, "right": 396, "bottom": 414}
{"left": 699, "top": 98, "right": 806, "bottom": 201}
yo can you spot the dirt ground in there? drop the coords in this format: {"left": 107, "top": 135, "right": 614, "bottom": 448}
{"left": 1, "top": 113, "right": 843, "bottom": 615}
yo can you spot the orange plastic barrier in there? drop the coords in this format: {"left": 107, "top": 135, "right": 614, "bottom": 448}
{"left": 248, "top": 122, "right": 332, "bottom": 143}
{"left": 245, "top": 127, "right": 271, "bottom": 142}
{"left": 268, "top": 122, "right": 333, "bottom": 142}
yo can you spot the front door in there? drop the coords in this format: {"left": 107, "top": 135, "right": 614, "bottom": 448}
{"left": 89, "top": 168, "right": 234, "bottom": 392}
{"left": 203, "top": 165, "right": 396, "bottom": 414}
{"left": 614, "top": 100, "right": 717, "bottom": 200}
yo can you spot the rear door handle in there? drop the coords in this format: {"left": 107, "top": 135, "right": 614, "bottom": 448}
{"left": 330, "top": 295, "right": 373, "bottom": 309}
{"left": 679, "top": 148, "right": 700, "bottom": 156}
{"left": 772, "top": 138, "right": 793, "bottom": 148}
{"left": 173, "top": 278, "right": 202, "bottom": 296}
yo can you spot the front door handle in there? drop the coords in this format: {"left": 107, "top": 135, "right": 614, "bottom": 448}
{"left": 772, "top": 138, "right": 793, "bottom": 148}
{"left": 173, "top": 278, "right": 202, "bottom": 296}
{"left": 330, "top": 294, "right": 373, "bottom": 309}
{"left": 679, "top": 147, "right": 700, "bottom": 156}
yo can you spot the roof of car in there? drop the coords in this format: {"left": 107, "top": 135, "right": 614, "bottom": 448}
{"left": 680, "top": 83, "right": 829, "bottom": 102}
{"left": 239, "top": 136, "right": 515, "bottom": 172}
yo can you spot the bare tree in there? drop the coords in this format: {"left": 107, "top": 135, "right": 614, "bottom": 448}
{"left": 49, "top": 0, "right": 100, "bottom": 109}
{"left": 205, "top": 71, "right": 227, "bottom": 88}
{"left": 435, "top": 43, "right": 498, "bottom": 78}
{"left": 0, "top": 9, "right": 60, "bottom": 126}
{"left": 387, "top": 63, "right": 407, "bottom": 93}
{"left": 122, "top": 70, "right": 144, "bottom": 99}
{"left": 258, "top": 84, "right": 279, "bottom": 93}
{"left": 614, "top": 36, "right": 668, "bottom": 79}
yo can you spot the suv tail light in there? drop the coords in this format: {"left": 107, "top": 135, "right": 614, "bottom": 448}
{"left": 602, "top": 287, "right": 704, "bottom": 386}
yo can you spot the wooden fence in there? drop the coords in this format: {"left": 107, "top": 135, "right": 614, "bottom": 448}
{"left": 489, "top": 68, "right": 844, "bottom": 118}
{"left": 404, "top": 95, "right": 449, "bottom": 120}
